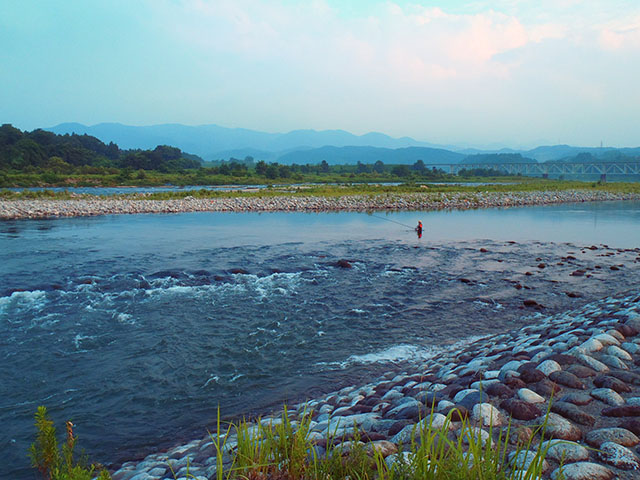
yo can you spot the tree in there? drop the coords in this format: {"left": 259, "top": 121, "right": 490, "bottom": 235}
{"left": 265, "top": 164, "right": 279, "bottom": 179}
{"left": 319, "top": 160, "right": 330, "bottom": 173}
{"left": 255, "top": 160, "right": 268, "bottom": 176}
{"left": 392, "top": 165, "right": 411, "bottom": 177}
{"left": 373, "top": 160, "right": 385, "bottom": 173}
{"left": 412, "top": 159, "right": 426, "bottom": 172}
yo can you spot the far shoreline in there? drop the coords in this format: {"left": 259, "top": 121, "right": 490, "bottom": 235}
{"left": 1, "top": 189, "right": 640, "bottom": 220}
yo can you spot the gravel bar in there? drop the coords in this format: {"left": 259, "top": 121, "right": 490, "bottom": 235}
{"left": 2, "top": 190, "right": 640, "bottom": 220}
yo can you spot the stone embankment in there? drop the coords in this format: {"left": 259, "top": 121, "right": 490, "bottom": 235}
{"left": 2, "top": 190, "right": 639, "bottom": 219}
{"left": 112, "top": 291, "right": 640, "bottom": 480}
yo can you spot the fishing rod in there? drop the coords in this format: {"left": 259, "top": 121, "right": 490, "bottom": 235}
{"left": 367, "top": 212, "right": 416, "bottom": 230}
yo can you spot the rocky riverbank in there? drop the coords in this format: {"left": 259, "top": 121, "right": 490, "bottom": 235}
{"left": 110, "top": 291, "right": 640, "bottom": 480}
{"left": 2, "top": 190, "right": 640, "bottom": 219}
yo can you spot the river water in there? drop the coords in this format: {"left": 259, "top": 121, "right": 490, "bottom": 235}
{"left": 2, "top": 201, "right": 640, "bottom": 478}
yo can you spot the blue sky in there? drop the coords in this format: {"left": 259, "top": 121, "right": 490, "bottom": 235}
{"left": 1, "top": 0, "right": 639, "bottom": 148}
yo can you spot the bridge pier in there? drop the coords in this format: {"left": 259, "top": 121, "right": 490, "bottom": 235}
{"left": 600, "top": 174, "right": 607, "bottom": 183}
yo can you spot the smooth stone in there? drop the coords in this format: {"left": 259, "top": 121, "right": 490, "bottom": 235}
{"left": 597, "top": 441, "right": 640, "bottom": 470}
{"left": 536, "top": 360, "right": 562, "bottom": 376}
{"left": 508, "top": 450, "right": 549, "bottom": 473}
{"left": 558, "top": 393, "right": 593, "bottom": 406}
{"left": 593, "top": 374, "right": 633, "bottom": 393}
{"left": 585, "top": 427, "right": 640, "bottom": 447}
{"left": 457, "top": 391, "right": 488, "bottom": 410}
{"left": 550, "top": 462, "right": 614, "bottom": 480}
{"left": 621, "top": 342, "right": 640, "bottom": 354}
{"left": 550, "top": 401, "right": 596, "bottom": 426}
{"left": 566, "top": 364, "right": 597, "bottom": 378}
{"left": 500, "top": 360, "right": 525, "bottom": 375}
{"left": 602, "top": 405, "right": 640, "bottom": 417}
{"left": 606, "top": 329, "right": 625, "bottom": 342}
{"left": 628, "top": 397, "right": 640, "bottom": 406}
{"left": 472, "top": 403, "right": 505, "bottom": 427}
{"left": 519, "top": 368, "right": 547, "bottom": 383}
{"left": 453, "top": 388, "right": 478, "bottom": 403}
{"left": 575, "top": 354, "right": 609, "bottom": 373}
{"left": 532, "top": 378, "right": 561, "bottom": 397}
{"left": 459, "top": 426, "right": 492, "bottom": 447}
{"left": 500, "top": 399, "right": 542, "bottom": 421}
{"left": 580, "top": 338, "right": 603, "bottom": 353}
{"left": 608, "top": 370, "right": 640, "bottom": 386}
{"left": 538, "top": 413, "right": 582, "bottom": 441}
{"left": 591, "top": 388, "right": 625, "bottom": 406}
{"left": 517, "top": 388, "right": 546, "bottom": 404}
{"left": 366, "top": 440, "right": 398, "bottom": 458}
{"left": 599, "top": 354, "right": 629, "bottom": 370}
{"left": 548, "top": 371, "right": 586, "bottom": 389}
{"left": 485, "top": 382, "right": 515, "bottom": 398}
{"left": 540, "top": 439, "right": 589, "bottom": 463}
{"left": 607, "top": 345, "right": 633, "bottom": 361}
{"left": 483, "top": 370, "right": 500, "bottom": 379}
{"left": 618, "top": 418, "right": 640, "bottom": 436}
{"left": 593, "top": 333, "right": 621, "bottom": 346}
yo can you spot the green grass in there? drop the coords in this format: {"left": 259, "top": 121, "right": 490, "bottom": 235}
{"left": 30, "top": 403, "right": 561, "bottom": 480}
{"left": 4, "top": 179, "right": 640, "bottom": 202}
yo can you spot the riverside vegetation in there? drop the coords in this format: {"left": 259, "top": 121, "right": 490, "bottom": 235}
{"left": 30, "top": 404, "right": 557, "bottom": 480}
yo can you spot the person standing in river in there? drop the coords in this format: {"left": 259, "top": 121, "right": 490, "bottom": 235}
{"left": 416, "top": 221, "right": 423, "bottom": 238}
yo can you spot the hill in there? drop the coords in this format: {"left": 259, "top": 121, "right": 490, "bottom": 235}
{"left": 47, "top": 123, "right": 439, "bottom": 161}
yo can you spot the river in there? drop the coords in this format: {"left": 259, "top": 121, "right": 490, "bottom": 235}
{"left": 2, "top": 201, "right": 640, "bottom": 478}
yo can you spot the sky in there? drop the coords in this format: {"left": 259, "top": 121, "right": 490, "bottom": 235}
{"left": 1, "top": 0, "right": 639, "bottom": 148}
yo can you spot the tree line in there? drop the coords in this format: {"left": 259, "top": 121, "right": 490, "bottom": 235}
{"left": 0, "top": 124, "right": 201, "bottom": 173}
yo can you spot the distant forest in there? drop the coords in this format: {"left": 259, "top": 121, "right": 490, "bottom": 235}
{"left": 2, "top": 124, "right": 639, "bottom": 188}
{"left": 0, "top": 124, "right": 202, "bottom": 173}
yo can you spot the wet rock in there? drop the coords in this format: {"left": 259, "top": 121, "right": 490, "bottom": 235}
{"left": 593, "top": 374, "right": 632, "bottom": 393}
{"left": 566, "top": 364, "right": 597, "bottom": 378}
{"left": 517, "top": 388, "right": 546, "bottom": 404}
{"left": 472, "top": 403, "right": 505, "bottom": 427}
{"left": 551, "top": 462, "right": 614, "bottom": 480}
{"left": 539, "top": 413, "right": 582, "bottom": 441}
{"left": 485, "top": 382, "right": 515, "bottom": 398}
{"left": 523, "top": 299, "right": 540, "bottom": 308}
{"left": 591, "top": 388, "right": 625, "bottom": 406}
{"left": 558, "top": 392, "right": 593, "bottom": 406}
{"left": 585, "top": 427, "right": 640, "bottom": 447}
{"left": 335, "top": 259, "right": 352, "bottom": 269}
{"left": 602, "top": 405, "right": 640, "bottom": 417}
{"left": 608, "top": 369, "right": 640, "bottom": 387}
{"left": 519, "top": 368, "right": 546, "bottom": 383}
{"left": 547, "top": 353, "right": 579, "bottom": 366}
{"left": 229, "top": 268, "right": 249, "bottom": 274}
{"left": 500, "top": 399, "right": 542, "bottom": 420}
{"left": 533, "top": 378, "right": 562, "bottom": 397}
{"left": 540, "top": 439, "right": 590, "bottom": 463}
{"left": 504, "top": 377, "right": 527, "bottom": 390}
{"left": 551, "top": 401, "right": 596, "bottom": 426}
{"left": 570, "top": 270, "right": 586, "bottom": 277}
{"left": 618, "top": 418, "right": 640, "bottom": 436}
{"left": 548, "top": 371, "right": 586, "bottom": 389}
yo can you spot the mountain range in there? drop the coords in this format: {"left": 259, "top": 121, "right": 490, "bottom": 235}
{"left": 47, "top": 122, "right": 640, "bottom": 165}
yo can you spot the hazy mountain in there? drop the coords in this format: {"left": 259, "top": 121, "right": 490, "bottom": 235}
{"left": 276, "top": 146, "right": 464, "bottom": 165}
{"left": 47, "top": 123, "right": 438, "bottom": 161}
